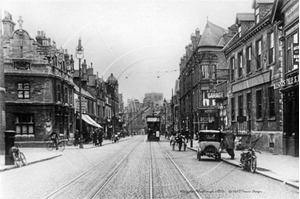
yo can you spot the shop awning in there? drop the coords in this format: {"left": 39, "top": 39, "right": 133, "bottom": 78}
{"left": 82, "top": 114, "right": 102, "bottom": 128}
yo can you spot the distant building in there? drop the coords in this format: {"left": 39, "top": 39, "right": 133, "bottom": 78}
{"left": 144, "top": 92, "right": 163, "bottom": 106}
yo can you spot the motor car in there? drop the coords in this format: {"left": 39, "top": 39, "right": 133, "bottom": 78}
{"left": 196, "top": 130, "right": 222, "bottom": 161}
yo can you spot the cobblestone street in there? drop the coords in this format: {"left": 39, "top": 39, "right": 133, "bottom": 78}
{"left": 0, "top": 136, "right": 298, "bottom": 199}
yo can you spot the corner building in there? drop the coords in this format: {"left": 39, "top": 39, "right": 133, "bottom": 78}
{"left": 3, "top": 14, "right": 75, "bottom": 146}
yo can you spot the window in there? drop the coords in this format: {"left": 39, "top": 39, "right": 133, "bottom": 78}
{"left": 231, "top": 97, "right": 235, "bottom": 121}
{"left": 269, "top": 32, "right": 275, "bottom": 64}
{"left": 16, "top": 114, "right": 34, "bottom": 135}
{"left": 286, "top": 31, "right": 299, "bottom": 72}
{"left": 230, "top": 57, "right": 235, "bottom": 81}
{"left": 256, "top": 90, "right": 262, "bottom": 119}
{"left": 268, "top": 87, "right": 275, "bottom": 118}
{"left": 255, "top": 7, "right": 260, "bottom": 24}
{"left": 256, "top": 39, "right": 262, "bottom": 69}
{"left": 17, "top": 83, "right": 30, "bottom": 99}
{"left": 57, "top": 84, "right": 61, "bottom": 102}
{"left": 211, "top": 65, "right": 216, "bottom": 79}
{"left": 238, "top": 95, "right": 243, "bottom": 116}
{"left": 201, "top": 65, "right": 209, "bottom": 79}
{"left": 64, "top": 87, "right": 68, "bottom": 104}
{"left": 246, "top": 46, "right": 252, "bottom": 74}
{"left": 238, "top": 52, "right": 243, "bottom": 77}
{"left": 246, "top": 92, "right": 252, "bottom": 117}
{"left": 69, "top": 89, "right": 73, "bottom": 106}
{"left": 202, "top": 90, "right": 209, "bottom": 106}
{"left": 238, "top": 25, "right": 242, "bottom": 37}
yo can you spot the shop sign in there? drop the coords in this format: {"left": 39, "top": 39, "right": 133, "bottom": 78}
{"left": 208, "top": 92, "right": 224, "bottom": 99}
{"left": 75, "top": 98, "right": 87, "bottom": 112}
{"left": 273, "top": 74, "right": 299, "bottom": 89}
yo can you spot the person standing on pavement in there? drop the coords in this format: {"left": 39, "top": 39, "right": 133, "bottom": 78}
{"left": 49, "top": 131, "right": 58, "bottom": 150}
{"left": 222, "top": 131, "right": 236, "bottom": 159}
{"left": 74, "top": 130, "right": 79, "bottom": 146}
{"left": 98, "top": 129, "right": 103, "bottom": 146}
{"left": 92, "top": 129, "right": 97, "bottom": 146}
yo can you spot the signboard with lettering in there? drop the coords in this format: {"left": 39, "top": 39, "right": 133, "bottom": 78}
{"left": 273, "top": 74, "right": 299, "bottom": 89}
{"left": 208, "top": 92, "right": 224, "bottom": 99}
{"left": 146, "top": 117, "right": 160, "bottom": 122}
{"left": 75, "top": 98, "right": 87, "bottom": 112}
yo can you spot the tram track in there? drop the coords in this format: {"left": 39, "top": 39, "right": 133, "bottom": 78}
{"left": 158, "top": 141, "right": 203, "bottom": 199}
{"left": 42, "top": 137, "right": 142, "bottom": 199}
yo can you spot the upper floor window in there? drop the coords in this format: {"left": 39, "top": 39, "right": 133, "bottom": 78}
{"left": 64, "top": 87, "right": 68, "bottom": 104}
{"left": 238, "top": 52, "right": 243, "bottom": 78}
{"left": 17, "top": 83, "right": 30, "bottom": 99}
{"left": 201, "top": 65, "right": 209, "bottom": 79}
{"left": 256, "top": 39, "right": 262, "bottom": 69}
{"left": 238, "top": 25, "right": 242, "bottom": 37}
{"left": 57, "top": 84, "right": 61, "bottom": 102}
{"left": 246, "top": 45, "right": 252, "bottom": 74}
{"left": 269, "top": 32, "right": 275, "bottom": 64}
{"left": 255, "top": 7, "right": 260, "bottom": 24}
{"left": 202, "top": 90, "right": 215, "bottom": 107}
{"left": 286, "top": 31, "right": 299, "bottom": 72}
{"left": 256, "top": 89, "right": 262, "bottom": 119}
{"left": 230, "top": 57, "right": 235, "bottom": 81}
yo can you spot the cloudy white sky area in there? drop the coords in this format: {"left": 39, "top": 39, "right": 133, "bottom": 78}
{"left": 1, "top": 0, "right": 253, "bottom": 103}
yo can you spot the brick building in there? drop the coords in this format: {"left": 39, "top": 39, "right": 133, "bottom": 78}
{"left": 223, "top": 0, "right": 280, "bottom": 152}
{"left": 3, "top": 13, "right": 75, "bottom": 146}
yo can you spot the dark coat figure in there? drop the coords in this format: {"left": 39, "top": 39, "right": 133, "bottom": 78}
{"left": 92, "top": 130, "right": 98, "bottom": 145}
{"left": 49, "top": 131, "right": 58, "bottom": 150}
{"left": 98, "top": 129, "right": 103, "bottom": 146}
{"left": 222, "top": 132, "right": 236, "bottom": 159}
{"left": 74, "top": 130, "right": 79, "bottom": 146}
{"left": 176, "top": 133, "right": 184, "bottom": 151}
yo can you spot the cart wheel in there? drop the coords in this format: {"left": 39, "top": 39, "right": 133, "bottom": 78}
{"left": 13, "top": 153, "right": 21, "bottom": 167}
{"left": 250, "top": 158, "right": 257, "bottom": 173}
{"left": 20, "top": 152, "right": 27, "bottom": 166}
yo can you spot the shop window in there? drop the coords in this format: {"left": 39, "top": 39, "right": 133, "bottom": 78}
{"left": 256, "top": 89, "right": 262, "bottom": 119}
{"left": 268, "top": 87, "right": 275, "bottom": 118}
{"left": 17, "top": 83, "right": 30, "bottom": 99}
{"left": 16, "top": 114, "right": 34, "bottom": 135}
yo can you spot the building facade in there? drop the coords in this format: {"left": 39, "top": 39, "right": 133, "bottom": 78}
{"left": 3, "top": 14, "right": 75, "bottom": 145}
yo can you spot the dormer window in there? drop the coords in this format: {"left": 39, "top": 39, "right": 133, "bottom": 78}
{"left": 255, "top": 7, "right": 260, "bottom": 24}
{"left": 238, "top": 25, "right": 242, "bottom": 37}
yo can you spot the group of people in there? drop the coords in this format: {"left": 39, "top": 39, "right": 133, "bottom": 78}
{"left": 170, "top": 132, "right": 187, "bottom": 151}
{"left": 90, "top": 128, "right": 104, "bottom": 146}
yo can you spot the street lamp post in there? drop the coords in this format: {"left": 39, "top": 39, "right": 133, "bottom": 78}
{"left": 76, "top": 38, "right": 84, "bottom": 149}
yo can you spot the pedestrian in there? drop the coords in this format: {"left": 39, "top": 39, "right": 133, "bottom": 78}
{"left": 98, "top": 129, "right": 103, "bottom": 146}
{"left": 74, "top": 130, "right": 79, "bottom": 146}
{"left": 176, "top": 133, "right": 184, "bottom": 151}
{"left": 222, "top": 131, "right": 236, "bottom": 159}
{"left": 49, "top": 131, "right": 58, "bottom": 150}
{"left": 92, "top": 129, "right": 97, "bottom": 145}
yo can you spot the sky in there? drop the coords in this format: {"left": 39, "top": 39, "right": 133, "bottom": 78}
{"left": 1, "top": 0, "right": 253, "bottom": 103}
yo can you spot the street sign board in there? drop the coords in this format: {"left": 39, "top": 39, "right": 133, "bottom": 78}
{"left": 75, "top": 98, "right": 87, "bottom": 112}
{"left": 207, "top": 92, "right": 224, "bottom": 99}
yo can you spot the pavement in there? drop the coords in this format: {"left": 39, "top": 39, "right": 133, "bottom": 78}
{"left": 186, "top": 139, "right": 299, "bottom": 189}
{"left": 1, "top": 136, "right": 299, "bottom": 189}
{"left": 0, "top": 136, "right": 132, "bottom": 172}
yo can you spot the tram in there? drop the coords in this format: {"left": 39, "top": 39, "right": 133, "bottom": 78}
{"left": 146, "top": 115, "right": 161, "bottom": 141}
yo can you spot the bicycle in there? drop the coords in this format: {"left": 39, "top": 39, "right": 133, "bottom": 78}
{"left": 10, "top": 145, "right": 27, "bottom": 167}
{"left": 46, "top": 139, "right": 65, "bottom": 152}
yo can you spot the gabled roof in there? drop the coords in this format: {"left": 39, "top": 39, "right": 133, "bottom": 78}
{"left": 198, "top": 21, "right": 227, "bottom": 47}
{"left": 236, "top": 13, "right": 255, "bottom": 24}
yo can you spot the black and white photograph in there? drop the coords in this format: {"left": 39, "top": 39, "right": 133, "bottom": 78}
{"left": 0, "top": 0, "right": 299, "bottom": 198}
